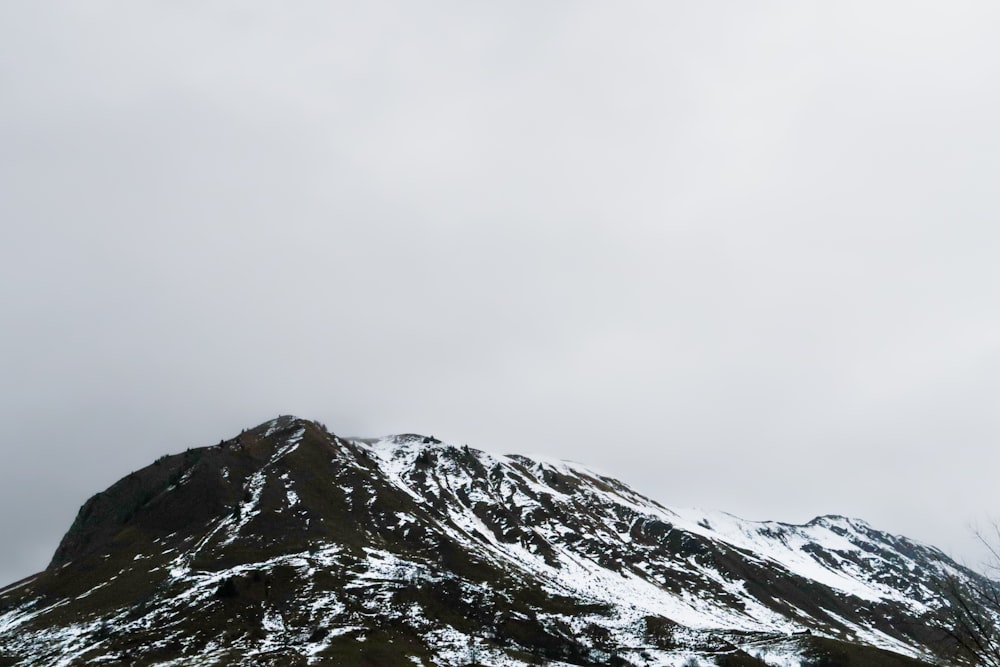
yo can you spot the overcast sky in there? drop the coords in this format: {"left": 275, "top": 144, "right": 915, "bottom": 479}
{"left": 2, "top": 2, "right": 999, "bottom": 587}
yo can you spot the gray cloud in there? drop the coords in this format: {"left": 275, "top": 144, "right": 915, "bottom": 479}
{"left": 2, "top": 1, "right": 1000, "bottom": 585}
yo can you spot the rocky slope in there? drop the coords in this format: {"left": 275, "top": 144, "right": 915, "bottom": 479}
{"left": 0, "top": 416, "right": 985, "bottom": 666}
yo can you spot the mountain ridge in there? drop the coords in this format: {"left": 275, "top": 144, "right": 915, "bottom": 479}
{"left": 0, "top": 415, "right": 983, "bottom": 666}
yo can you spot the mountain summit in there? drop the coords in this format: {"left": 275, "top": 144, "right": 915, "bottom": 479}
{"left": 0, "top": 416, "right": 981, "bottom": 666}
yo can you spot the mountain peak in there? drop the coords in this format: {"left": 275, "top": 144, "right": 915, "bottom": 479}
{"left": 0, "top": 417, "right": 982, "bottom": 666}
{"left": 807, "top": 514, "right": 872, "bottom": 530}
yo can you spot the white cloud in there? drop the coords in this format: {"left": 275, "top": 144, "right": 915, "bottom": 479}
{"left": 2, "top": 1, "right": 999, "bottom": 584}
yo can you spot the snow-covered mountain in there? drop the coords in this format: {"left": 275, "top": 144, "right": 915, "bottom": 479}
{"left": 0, "top": 416, "right": 982, "bottom": 666}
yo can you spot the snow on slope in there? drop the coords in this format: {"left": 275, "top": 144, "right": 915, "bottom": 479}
{"left": 362, "top": 433, "right": 950, "bottom": 661}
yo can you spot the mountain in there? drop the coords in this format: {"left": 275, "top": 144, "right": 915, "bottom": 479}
{"left": 0, "top": 416, "right": 983, "bottom": 666}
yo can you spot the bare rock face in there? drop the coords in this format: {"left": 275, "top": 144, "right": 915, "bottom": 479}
{"left": 0, "top": 416, "right": 982, "bottom": 666}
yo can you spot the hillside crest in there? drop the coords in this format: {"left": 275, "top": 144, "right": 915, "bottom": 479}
{"left": 0, "top": 416, "right": 977, "bottom": 666}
